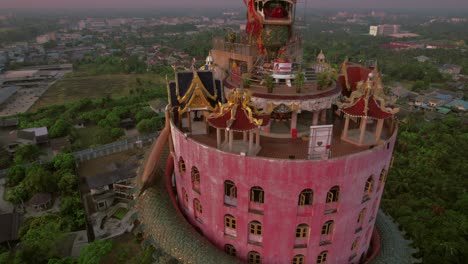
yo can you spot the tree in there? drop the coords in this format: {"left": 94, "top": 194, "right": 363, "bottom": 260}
{"left": 14, "top": 144, "right": 41, "bottom": 164}
{"left": 317, "top": 69, "right": 337, "bottom": 89}
{"left": 23, "top": 165, "right": 55, "bottom": 193}
{"left": 7, "top": 165, "right": 26, "bottom": 186}
{"left": 110, "top": 128, "right": 125, "bottom": 139}
{"left": 49, "top": 119, "right": 71, "bottom": 138}
{"left": 58, "top": 173, "right": 78, "bottom": 195}
{"left": 59, "top": 195, "right": 85, "bottom": 230}
{"left": 52, "top": 153, "right": 76, "bottom": 174}
{"left": 78, "top": 240, "right": 113, "bottom": 264}
{"left": 412, "top": 80, "right": 428, "bottom": 92}
{"left": 19, "top": 215, "right": 66, "bottom": 263}
{"left": 5, "top": 184, "right": 28, "bottom": 205}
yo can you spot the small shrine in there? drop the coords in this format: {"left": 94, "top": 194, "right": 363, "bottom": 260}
{"left": 167, "top": 69, "right": 223, "bottom": 135}
{"left": 207, "top": 89, "right": 270, "bottom": 155}
{"left": 337, "top": 70, "right": 399, "bottom": 146}
{"left": 313, "top": 50, "right": 331, "bottom": 74}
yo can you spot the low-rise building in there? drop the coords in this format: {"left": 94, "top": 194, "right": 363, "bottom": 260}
{"left": 16, "top": 126, "right": 49, "bottom": 145}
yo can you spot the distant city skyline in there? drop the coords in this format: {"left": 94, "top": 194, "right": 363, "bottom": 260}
{"left": 1, "top": 0, "right": 468, "bottom": 10}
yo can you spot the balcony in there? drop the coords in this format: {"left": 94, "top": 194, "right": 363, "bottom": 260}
{"left": 248, "top": 202, "right": 264, "bottom": 215}
{"left": 324, "top": 202, "right": 338, "bottom": 214}
{"left": 224, "top": 195, "right": 237, "bottom": 207}
{"left": 224, "top": 228, "right": 237, "bottom": 238}
{"left": 248, "top": 234, "right": 263, "bottom": 246}
{"left": 319, "top": 235, "right": 332, "bottom": 246}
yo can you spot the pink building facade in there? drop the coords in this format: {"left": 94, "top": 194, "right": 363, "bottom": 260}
{"left": 171, "top": 122, "right": 396, "bottom": 264}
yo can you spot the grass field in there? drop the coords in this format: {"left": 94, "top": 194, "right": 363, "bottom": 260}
{"left": 74, "top": 126, "right": 105, "bottom": 148}
{"left": 112, "top": 207, "right": 129, "bottom": 220}
{"left": 29, "top": 74, "right": 164, "bottom": 111}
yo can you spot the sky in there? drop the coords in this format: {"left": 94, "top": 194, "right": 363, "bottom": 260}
{"left": 0, "top": 0, "right": 468, "bottom": 9}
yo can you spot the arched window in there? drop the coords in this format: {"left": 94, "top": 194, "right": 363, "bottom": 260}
{"left": 248, "top": 251, "right": 261, "bottom": 264}
{"left": 248, "top": 221, "right": 263, "bottom": 245}
{"left": 316, "top": 251, "right": 328, "bottom": 264}
{"left": 191, "top": 166, "right": 200, "bottom": 193}
{"left": 193, "top": 198, "right": 202, "bottom": 221}
{"left": 225, "top": 244, "right": 236, "bottom": 257}
{"left": 325, "top": 186, "right": 339, "bottom": 214}
{"left": 181, "top": 188, "right": 188, "bottom": 208}
{"left": 292, "top": 255, "right": 305, "bottom": 264}
{"left": 298, "top": 189, "right": 313, "bottom": 206}
{"left": 224, "top": 214, "right": 237, "bottom": 237}
{"left": 178, "top": 157, "right": 186, "bottom": 175}
{"left": 357, "top": 208, "right": 367, "bottom": 224}
{"left": 224, "top": 180, "right": 237, "bottom": 206}
{"left": 250, "top": 186, "right": 264, "bottom": 203}
{"left": 321, "top": 221, "right": 334, "bottom": 235}
{"left": 356, "top": 208, "right": 366, "bottom": 233}
{"left": 249, "top": 221, "right": 262, "bottom": 236}
{"left": 378, "top": 168, "right": 387, "bottom": 190}
{"left": 326, "top": 186, "right": 339, "bottom": 203}
{"left": 362, "top": 176, "right": 374, "bottom": 202}
{"left": 351, "top": 237, "right": 360, "bottom": 251}
{"left": 295, "top": 224, "right": 309, "bottom": 238}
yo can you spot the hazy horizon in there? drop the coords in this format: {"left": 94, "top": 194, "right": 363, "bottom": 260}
{"left": 1, "top": 0, "right": 468, "bottom": 10}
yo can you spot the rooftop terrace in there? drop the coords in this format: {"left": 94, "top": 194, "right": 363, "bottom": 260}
{"left": 172, "top": 110, "right": 396, "bottom": 160}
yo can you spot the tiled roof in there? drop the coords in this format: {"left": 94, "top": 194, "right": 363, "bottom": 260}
{"left": 341, "top": 94, "right": 394, "bottom": 119}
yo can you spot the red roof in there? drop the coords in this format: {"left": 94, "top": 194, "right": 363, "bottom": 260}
{"left": 207, "top": 106, "right": 270, "bottom": 131}
{"left": 341, "top": 94, "right": 394, "bottom": 119}
{"left": 339, "top": 62, "right": 374, "bottom": 96}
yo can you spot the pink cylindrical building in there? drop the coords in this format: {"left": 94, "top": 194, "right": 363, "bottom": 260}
{"left": 160, "top": 1, "right": 399, "bottom": 263}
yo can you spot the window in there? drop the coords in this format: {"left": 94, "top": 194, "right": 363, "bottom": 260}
{"left": 326, "top": 186, "right": 339, "bottom": 203}
{"left": 225, "top": 215, "right": 237, "bottom": 229}
{"left": 249, "top": 221, "right": 262, "bottom": 236}
{"left": 224, "top": 214, "right": 237, "bottom": 237}
{"left": 182, "top": 188, "right": 188, "bottom": 208}
{"left": 193, "top": 198, "right": 202, "bottom": 221}
{"left": 356, "top": 208, "right": 366, "bottom": 233}
{"left": 191, "top": 166, "right": 200, "bottom": 193}
{"left": 363, "top": 176, "right": 374, "bottom": 202}
{"left": 378, "top": 169, "right": 387, "bottom": 190}
{"left": 178, "top": 157, "right": 186, "bottom": 175}
{"left": 321, "top": 221, "right": 334, "bottom": 235}
{"left": 250, "top": 186, "right": 264, "bottom": 203}
{"left": 224, "top": 180, "right": 237, "bottom": 206}
{"left": 317, "top": 251, "right": 328, "bottom": 264}
{"left": 248, "top": 251, "right": 261, "bottom": 264}
{"left": 292, "top": 255, "right": 305, "bottom": 264}
{"left": 225, "top": 244, "right": 236, "bottom": 257}
{"left": 357, "top": 208, "right": 367, "bottom": 224}
{"left": 248, "top": 221, "right": 263, "bottom": 245}
{"left": 298, "top": 189, "right": 313, "bottom": 206}
{"left": 325, "top": 186, "right": 339, "bottom": 214}
{"left": 351, "top": 237, "right": 360, "bottom": 251}
{"left": 295, "top": 224, "right": 309, "bottom": 238}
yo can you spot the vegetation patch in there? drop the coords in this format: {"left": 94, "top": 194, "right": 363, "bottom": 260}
{"left": 112, "top": 207, "right": 129, "bottom": 220}
{"left": 30, "top": 74, "right": 163, "bottom": 111}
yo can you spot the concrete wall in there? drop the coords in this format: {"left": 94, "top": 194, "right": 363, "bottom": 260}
{"left": 171, "top": 123, "right": 397, "bottom": 264}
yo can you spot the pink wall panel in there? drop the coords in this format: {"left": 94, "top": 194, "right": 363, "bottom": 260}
{"left": 171, "top": 125, "right": 396, "bottom": 263}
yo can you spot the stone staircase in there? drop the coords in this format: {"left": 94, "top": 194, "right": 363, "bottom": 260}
{"left": 304, "top": 67, "right": 316, "bottom": 82}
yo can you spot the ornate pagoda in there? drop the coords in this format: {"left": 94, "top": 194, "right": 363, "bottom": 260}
{"left": 207, "top": 89, "right": 270, "bottom": 155}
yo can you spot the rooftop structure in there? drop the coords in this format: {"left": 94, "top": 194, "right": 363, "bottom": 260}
{"left": 138, "top": 1, "right": 399, "bottom": 263}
